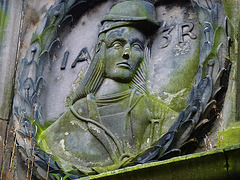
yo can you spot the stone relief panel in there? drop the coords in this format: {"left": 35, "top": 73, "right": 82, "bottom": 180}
{"left": 12, "top": 0, "right": 232, "bottom": 179}
{"left": 42, "top": 1, "right": 118, "bottom": 121}
{"left": 150, "top": 2, "right": 200, "bottom": 112}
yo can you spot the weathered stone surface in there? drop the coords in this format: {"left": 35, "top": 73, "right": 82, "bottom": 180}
{"left": 225, "top": 145, "right": 240, "bottom": 178}
{"left": 15, "top": 151, "right": 28, "bottom": 180}
{"left": 222, "top": 0, "right": 240, "bottom": 27}
{"left": 222, "top": 0, "right": 240, "bottom": 128}
{"left": 9, "top": 0, "right": 235, "bottom": 178}
{"left": 150, "top": 2, "right": 200, "bottom": 112}
{"left": 217, "top": 122, "right": 240, "bottom": 148}
{"left": 0, "top": 0, "right": 23, "bottom": 120}
{"left": 0, "top": 0, "right": 54, "bottom": 179}
{"left": 236, "top": 21, "right": 240, "bottom": 123}
{"left": 77, "top": 146, "right": 240, "bottom": 180}
{"left": 17, "top": 0, "right": 55, "bottom": 63}
{"left": 0, "top": 120, "right": 8, "bottom": 173}
{"left": 41, "top": 1, "right": 200, "bottom": 121}
{"left": 0, "top": 0, "right": 54, "bottom": 120}
{"left": 0, "top": 120, "right": 14, "bottom": 180}
{"left": 78, "top": 145, "right": 240, "bottom": 180}
{"left": 42, "top": 0, "right": 116, "bottom": 121}
{"left": 0, "top": 0, "right": 237, "bottom": 179}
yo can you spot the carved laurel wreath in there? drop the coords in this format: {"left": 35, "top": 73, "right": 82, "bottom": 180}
{"left": 13, "top": 0, "right": 232, "bottom": 179}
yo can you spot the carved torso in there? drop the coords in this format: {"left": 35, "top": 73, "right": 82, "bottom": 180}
{"left": 40, "top": 89, "right": 176, "bottom": 174}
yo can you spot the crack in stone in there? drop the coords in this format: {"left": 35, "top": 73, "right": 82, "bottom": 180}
{"left": 223, "top": 148, "right": 230, "bottom": 179}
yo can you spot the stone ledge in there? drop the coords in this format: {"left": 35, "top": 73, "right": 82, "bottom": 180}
{"left": 78, "top": 144, "right": 240, "bottom": 180}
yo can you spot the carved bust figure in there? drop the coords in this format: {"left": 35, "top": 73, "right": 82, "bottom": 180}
{"left": 11, "top": 0, "right": 232, "bottom": 179}
{"left": 38, "top": 0, "right": 177, "bottom": 176}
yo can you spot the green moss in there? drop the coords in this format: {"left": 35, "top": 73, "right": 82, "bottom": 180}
{"left": 0, "top": 7, "right": 8, "bottom": 46}
{"left": 26, "top": 115, "right": 56, "bottom": 144}
{"left": 66, "top": 67, "right": 86, "bottom": 107}
{"left": 31, "top": 24, "right": 57, "bottom": 53}
{"left": 39, "top": 139, "right": 50, "bottom": 153}
{"left": 76, "top": 145, "right": 240, "bottom": 180}
{"left": 161, "top": 47, "right": 200, "bottom": 112}
{"left": 0, "top": 77, "right": 12, "bottom": 119}
{"left": 222, "top": 0, "right": 240, "bottom": 30}
{"left": 77, "top": 147, "right": 229, "bottom": 180}
{"left": 217, "top": 122, "right": 240, "bottom": 148}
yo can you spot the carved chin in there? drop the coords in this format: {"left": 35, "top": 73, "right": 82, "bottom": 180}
{"left": 105, "top": 68, "right": 135, "bottom": 83}
{"left": 112, "top": 76, "right": 133, "bottom": 83}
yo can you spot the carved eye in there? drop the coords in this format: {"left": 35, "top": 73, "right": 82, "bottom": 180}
{"left": 132, "top": 43, "right": 143, "bottom": 50}
{"left": 112, "top": 41, "right": 122, "bottom": 48}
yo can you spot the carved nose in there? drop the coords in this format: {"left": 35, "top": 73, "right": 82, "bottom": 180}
{"left": 122, "top": 47, "right": 130, "bottom": 59}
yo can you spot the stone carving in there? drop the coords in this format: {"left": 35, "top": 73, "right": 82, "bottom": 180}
{"left": 12, "top": 0, "right": 232, "bottom": 179}
{"left": 136, "top": 0, "right": 232, "bottom": 163}
{"left": 159, "top": 22, "right": 197, "bottom": 49}
{"left": 60, "top": 51, "right": 69, "bottom": 70}
{"left": 39, "top": 0, "right": 177, "bottom": 176}
{"left": 71, "top": 48, "right": 91, "bottom": 68}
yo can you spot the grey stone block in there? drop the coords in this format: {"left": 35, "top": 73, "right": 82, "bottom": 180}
{"left": 0, "top": 0, "right": 23, "bottom": 120}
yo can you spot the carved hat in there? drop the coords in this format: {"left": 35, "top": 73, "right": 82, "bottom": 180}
{"left": 99, "top": 0, "right": 159, "bottom": 36}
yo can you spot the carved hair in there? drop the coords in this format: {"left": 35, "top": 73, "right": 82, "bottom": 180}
{"left": 71, "top": 31, "right": 149, "bottom": 105}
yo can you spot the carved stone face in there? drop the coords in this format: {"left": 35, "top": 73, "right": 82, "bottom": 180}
{"left": 104, "top": 27, "right": 146, "bottom": 83}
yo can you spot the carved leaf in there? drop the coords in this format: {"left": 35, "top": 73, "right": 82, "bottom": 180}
{"left": 137, "top": 0, "right": 231, "bottom": 164}
{"left": 212, "top": 3, "right": 226, "bottom": 28}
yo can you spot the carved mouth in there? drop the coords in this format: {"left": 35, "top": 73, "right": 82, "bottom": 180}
{"left": 117, "top": 62, "right": 132, "bottom": 69}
